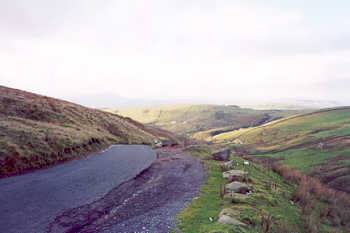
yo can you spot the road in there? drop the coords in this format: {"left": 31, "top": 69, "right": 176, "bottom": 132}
{"left": 48, "top": 147, "right": 206, "bottom": 233}
{"left": 0, "top": 145, "right": 157, "bottom": 233}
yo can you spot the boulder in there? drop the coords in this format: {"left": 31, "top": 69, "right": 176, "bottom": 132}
{"left": 218, "top": 208, "right": 246, "bottom": 226}
{"left": 225, "top": 181, "right": 251, "bottom": 194}
{"left": 220, "top": 160, "right": 235, "bottom": 170}
{"left": 223, "top": 170, "right": 248, "bottom": 182}
{"left": 212, "top": 148, "right": 231, "bottom": 161}
{"left": 223, "top": 193, "right": 248, "bottom": 203}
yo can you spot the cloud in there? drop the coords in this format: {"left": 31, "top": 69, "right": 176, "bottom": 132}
{"left": 0, "top": 0, "right": 349, "bottom": 104}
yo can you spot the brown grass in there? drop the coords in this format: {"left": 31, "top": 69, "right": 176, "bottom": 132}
{"left": 0, "top": 85, "right": 176, "bottom": 177}
{"left": 246, "top": 156, "right": 350, "bottom": 232}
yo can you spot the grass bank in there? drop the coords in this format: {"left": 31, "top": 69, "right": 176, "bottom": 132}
{"left": 177, "top": 146, "right": 304, "bottom": 233}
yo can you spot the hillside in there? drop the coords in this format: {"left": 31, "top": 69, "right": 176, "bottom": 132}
{"left": 104, "top": 104, "right": 300, "bottom": 136}
{"left": 213, "top": 107, "right": 350, "bottom": 193}
{"left": 0, "top": 86, "right": 174, "bottom": 177}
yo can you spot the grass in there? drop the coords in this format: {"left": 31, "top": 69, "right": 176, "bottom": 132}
{"left": 263, "top": 160, "right": 350, "bottom": 232}
{"left": 177, "top": 146, "right": 304, "bottom": 233}
{"left": 214, "top": 107, "right": 350, "bottom": 151}
{"left": 177, "top": 147, "right": 232, "bottom": 233}
{"left": 258, "top": 148, "right": 350, "bottom": 173}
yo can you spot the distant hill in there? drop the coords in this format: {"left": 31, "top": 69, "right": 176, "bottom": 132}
{"left": 243, "top": 99, "right": 342, "bottom": 110}
{"left": 104, "top": 104, "right": 302, "bottom": 136}
{"left": 0, "top": 86, "right": 174, "bottom": 177}
{"left": 213, "top": 107, "right": 350, "bottom": 193}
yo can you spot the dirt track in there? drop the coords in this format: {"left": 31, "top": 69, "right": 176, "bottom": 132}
{"left": 48, "top": 147, "right": 206, "bottom": 233}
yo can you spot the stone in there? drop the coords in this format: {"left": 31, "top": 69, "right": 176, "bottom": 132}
{"left": 233, "top": 139, "right": 243, "bottom": 145}
{"left": 219, "top": 208, "right": 239, "bottom": 217}
{"left": 222, "top": 170, "right": 248, "bottom": 182}
{"left": 223, "top": 193, "right": 249, "bottom": 203}
{"left": 220, "top": 160, "right": 235, "bottom": 170}
{"left": 212, "top": 148, "right": 231, "bottom": 161}
{"left": 218, "top": 208, "right": 246, "bottom": 226}
{"left": 224, "top": 193, "right": 249, "bottom": 204}
{"left": 225, "top": 181, "right": 251, "bottom": 194}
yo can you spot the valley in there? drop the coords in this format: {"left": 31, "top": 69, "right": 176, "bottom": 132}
{"left": 105, "top": 104, "right": 302, "bottom": 136}
{"left": 1, "top": 86, "right": 349, "bottom": 233}
{"left": 2, "top": 1, "right": 349, "bottom": 232}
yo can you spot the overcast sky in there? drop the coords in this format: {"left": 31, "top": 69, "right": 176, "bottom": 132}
{"left": 1, "top": 0, "right": 350, "bottom": 106}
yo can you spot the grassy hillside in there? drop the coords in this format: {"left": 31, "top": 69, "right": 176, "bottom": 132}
{"left": 178, "top": 146, "right": 307, "bottom": 233}
{"left": 176, "top": 105, "right": 350, "bottom": 232}
{"left": 104, "top": 104, "right": 300, "bottom": 136}
{"left": 213, "top": 107, "right": 350, "bottom": 193}
{"left": 0, "top": 86, "right": 173, "bottom": 177}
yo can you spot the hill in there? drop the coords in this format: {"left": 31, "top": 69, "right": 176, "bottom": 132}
{"left": 104, "top": 104, "right": 301, "bottom": 136}
{"left": 0, "top": 86, "right": 174, "bottom": 177}
{"left": 213, "top": 107, "right": 350, "bottom": 193}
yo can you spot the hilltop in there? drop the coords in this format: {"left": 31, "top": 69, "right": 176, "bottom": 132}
{"left": 104, "top": 104, "right": 301, "bottom": 136}
{"left": 0, "top": 86, "right": 174, "bottom": 177}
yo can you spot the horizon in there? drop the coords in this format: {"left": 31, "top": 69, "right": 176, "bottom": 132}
{"left": 2, "top": 84, "right": 346, "bottom": 110}
{"left": 1, "top": 0, "right": 350, "bottom": 106}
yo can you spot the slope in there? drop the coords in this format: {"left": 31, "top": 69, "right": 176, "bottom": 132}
{"left": 0, "top": 86, "right": 173, "bottom": 177}
{"left": 214, "top": 107, "right": 350, "bottom": 193}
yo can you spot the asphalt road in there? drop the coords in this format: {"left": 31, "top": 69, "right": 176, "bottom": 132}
{"left": 0, "top": 145, "right": 157, "bottom": 233}
{"left": 47, "top": 148, "right": 206, "bottom": 233}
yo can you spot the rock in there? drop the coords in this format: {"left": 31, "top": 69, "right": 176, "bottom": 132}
{"left": 212, "top": 148, "right": 231, "bottom": 161}
{"left": 160, "top": 139, "right": 178, "bottom": 147}
{"left": 219, "top": 208, "right": 239, "bottom": 217}
{"left": 222, "top": 170, "right": 248, "bottom": 182}
{"left": 218, "top": 215, "right": 245, "bottom": 225}
{"left": 233, "top": 139, "right": 243, "bottom": 145}
{"left": 220, "top": 160, "right": 235, "bottom": 170}
{"left": 218, "top": 208, "right": 246, "bottom": 226}
{"left": 225, "top": 181, "right": 251, "bottom": 194}
{"left": 223, "top": 193, "right": 249, "bottom": 203}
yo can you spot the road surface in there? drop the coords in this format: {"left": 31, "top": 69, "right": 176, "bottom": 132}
{"left": 48, "top": 147, "right": 206, "bottom": 233}
{"left": 0, "top": 145, "right": 157, "bottom": 233}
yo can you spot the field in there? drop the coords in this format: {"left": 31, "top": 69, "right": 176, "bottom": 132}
{"left": 0, "top": 86, "right": 175, "bottom": 177}
{"left": 105, "top": 104, "right": 300, "bottom": 136}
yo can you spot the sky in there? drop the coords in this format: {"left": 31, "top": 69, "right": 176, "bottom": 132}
{"left": 1, "top": 0, "right": 350, "bottom": 107}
